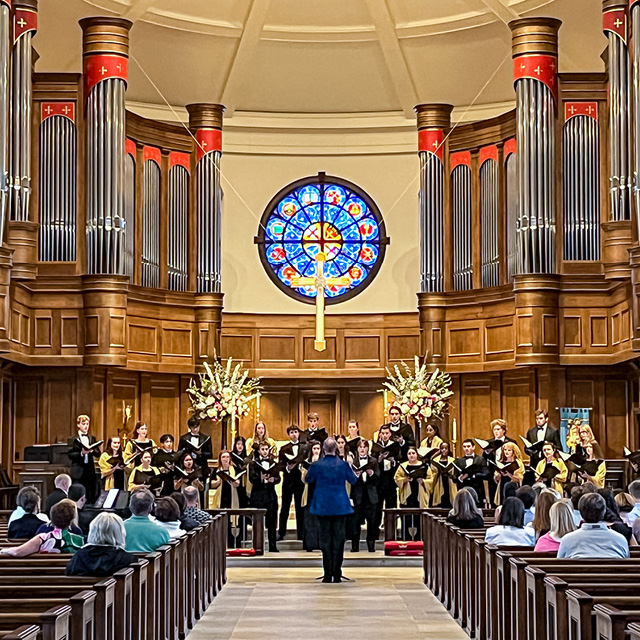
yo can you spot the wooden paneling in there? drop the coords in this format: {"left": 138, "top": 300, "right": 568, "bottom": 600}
{"left": 303, "top": 336, "right": 336, "bottom": 362}
{"left": 220, "top": 335, "right": 252, "bottom": 361}
{"left": 347, "top": 390, "right": 384, "bottom": 439}
{"left": 161, "top": 326, "right": 192, "bottom": 358}
{"left": 14, "top": 378, "right": 39, "bottom": 459}
{"left": 565, "top": 316, "right": 582, "bottom": 347}
{"left": 590, "top": 316, "right": 608, "bottom": 347}
{"left": 128, "top": 323, "right": 156, "bottom": 355}
{"left": 603, "top": 379, "right": 628, "bottom": 458}
{"left": 141, "top": 375, "right": 181, "bottom": 440}
{"left": 387, "top": 334, "right": 420, "bottom": 362}
{"left": 258, "top": 391, "right": 291, "bottom": 441}
{"left": 259, "top": 335, "right": 295, "bottom": 362}
{"left": 449, "top": 327, "right": 481, "bottom": 358}
{"left": 344, "top": 335, "right": 379, "bottom": 362}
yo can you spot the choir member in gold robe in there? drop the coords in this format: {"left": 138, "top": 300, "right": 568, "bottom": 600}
{"left": 98, "top": 437, "right": 126, "bottom": 491}
{"left": 427, "top": 443, "right": 458, "bottom": 508}
{"left": 534, "top": 443, "right": 568, "bottom": 494}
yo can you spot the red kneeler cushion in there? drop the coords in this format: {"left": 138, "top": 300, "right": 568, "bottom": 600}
{"left": 226, "top": 548, "right": 256, "bottom": 557}
{"left": 384, "top": 541, "right": 423, "bottom": 556}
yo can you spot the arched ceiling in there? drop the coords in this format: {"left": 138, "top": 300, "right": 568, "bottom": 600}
{"left": 37, "top": 0, "right": 605, "bottom": 126}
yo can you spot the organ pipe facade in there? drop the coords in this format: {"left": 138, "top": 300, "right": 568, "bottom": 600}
{"left": 187, "top": 103, "right": 224, "bottom": 294}
{"left": 414, "top": 103, "right": 452, "bottom": 293}
{"left": 510, "top": 18, "right": 561, "bottom": 274}
{"left": 451, "top": 151, "right": 472, "bottom": 291}
{"left": 80, "top": 17, "right": 131, "bottom": 275}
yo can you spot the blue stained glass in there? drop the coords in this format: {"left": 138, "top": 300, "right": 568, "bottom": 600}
{"left": 259, "top": 176, "right": 386, "bottom": 303}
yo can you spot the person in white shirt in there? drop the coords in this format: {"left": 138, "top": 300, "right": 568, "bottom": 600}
{"left": 558, "top": 492, "right": 629, "bottom": 559}
{"left": 153, "top": 496, "right": 186, "bottom": 540}
{"left": 623, "top": 480, "right": 640, "bottom": 526}
{"left": 485, "top": 497, "right": 536, "bottom": 546}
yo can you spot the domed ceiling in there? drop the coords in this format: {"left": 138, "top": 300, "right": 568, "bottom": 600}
{"left": 38, "top": 0, "right": 604, "bottom": 124}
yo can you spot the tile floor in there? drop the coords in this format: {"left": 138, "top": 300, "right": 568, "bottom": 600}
{"left": 190, "top": 565, "right": 469, "bottom": 639}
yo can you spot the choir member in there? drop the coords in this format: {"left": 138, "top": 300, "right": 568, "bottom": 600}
{"left": 525, "top": 409, "right": 562, "bottom": 466}
{"left": 395, "top": 446, "right": 428, "bottom": 540}
{"left": 350, "top": 439, "right": 380, "bottom": 552}
{"left": 209, "top": 450, "right": 247, "bottom": 509}
{"left": 128, "top": 450, "right": 162, "bottom": 493}
{"left": 231, "top": 436, "right": 249, "bottom": 469}
{"left": 277, "top": 425, "right": 307, "bottom": 541}
{"left": 372, "top": 424, "right": 400, "bottom": 531}
{"left": 483, "top": 419, "right": 516, "bottom": 507}
{"left": 419, "top": 423, "right": 443, "bottom": 452}
{"left": 427, "top": 442, "right": 458, "bottom": 508}
{"left": 576, "top": 442, "right": 606, "bottom": 488}
{"left": 152, "top": 434, "right": 182, "bottom": 495}
{"left": 493, "top": 442, "right": 524, "bottom": 505}
{"left": 67, "top": 414, "right": 101, "bottom": 503}
{"left": 249, "top": 441, "right": 281, "bottom": 552}
{"left": 124, "top": 421, "right": 157, "bottom": 467}
{"left": 335, "top": 434, "right": 351, "bottom": 461}
{"left": 246, "top": 421, "right": 276, "bottom": 455}
{"left": 178, "top": 417, "right": 212, "bottom": 481}
{"left": 174, "top": 452, "right": 204, "bottom": 492}
{"left": 454, "top": 439, "right": 489, "bottom": 506}
{"left": 380, "top": 405, "right": 415, "bottom": 460}
{"left": 575, "top": 424, "right": 603, "bottom": 460}
{"left": 534, "top": 443, "right": 568, "bottom": 494}
{"left": 98, "top": 437, "right": 126, "bottom": 491}
{"left": 346, "top": 420, "right": 362, "bottom": 455}
{"left": 301, "top": 441, "right": 322, "bottom": 551}
{"left": 301, "top": 412, "right": 328, "bottom": 444}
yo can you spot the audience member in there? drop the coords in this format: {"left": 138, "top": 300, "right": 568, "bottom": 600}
{"left": 615, "top": 491, "right": 635, "bottom": 515}
{"left": 170, "top": 492, "right": 199, "bottom": 531}
{"left": 516, "top": 486, "right": 537, "bottom": 525}
{"left": 154, "top": 497, "right": 186, "bottom": 539}
{"left": 44, "top": 474, "right": 72, "bottom": 515}
{"left": 8, "top": 486, "right": 48, "bottom": 539}
{"left": 534, "top": 499, "right": 576, "bottom": 552}
{"left": 570, "top": 484, "right": 593, "bottom": 527}
{"left": 597, "top": 488, "right": 634, "bottom": 542}
{"left": 66, "top": 513, "right": 136, "bottom": 576}
{"left": 485, "top": 497, "right": 536, "bottom": 546}
{"left": 493, "top": 481, "right": 519, "bottom": 523}
{"left": 623, "top": 480, "right": 640, "bottom": 526}
{"left": 182, "top": 486, "right": 211, "bottom": 524}
{"left": 1, "top": 500, "right": 83, "bottom": 556}
{"left": 529, "top": 490, "right": 557, "bottom": 540}
{"left": 124, "top": 489, "right": 170, "bottom": 552}
{"left": 447, "top": 488, "right": 484, "bottom": 528}
{"left": 558, "top": 493, "right": 630, "bottom": 559}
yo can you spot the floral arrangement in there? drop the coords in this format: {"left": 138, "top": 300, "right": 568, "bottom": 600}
{"left": 187, "top": 357, "right": 261, "bottom": 423}
{"left": 383, "top": 356, "right": 453, "bottom": 421}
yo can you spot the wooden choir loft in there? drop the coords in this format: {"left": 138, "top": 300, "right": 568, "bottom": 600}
{"left": 0, "top": 2, "right": 639, "bottom": 484}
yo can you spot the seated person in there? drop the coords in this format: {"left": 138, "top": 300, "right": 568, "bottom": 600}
{"left": 485, "top": 497, "right": 536, "bottom": 546}
{"left": 558, "top": 492, "right": 630, "bottom": 559}
{"left": 44, "top": 473, "right": 72, "bottom": 516}
{"left": 447, "top": 488, "right": 484, "bottom": 529}
{"left": 515, "top": 485, "right": 536, "bottom": 525}
{"left": 528, "top": 490, "right": 557, "bottom": 541}
{"left": 8, "top": 486, "right": 48, "bottom": 539}
{"left": 182, "top": 485, "right": 211, "bottom": 524}
{"left": 623, "top": 479, "right": 640, "bottom": 526}
{"left": 1, "top": 500, "right": 84, "bottom": 556}
{"left": 38, "top": 484, "right": 90, "bottom": 537}
{"left": 615, "top": 491, "right": 635, "bottom": 516}
{"left": 153, "top": 497, "right": 186, "bottom": 540}
{"left": 66, "top": 512, "right": 136, "bottom": 576}
{"left": 170, "top": 492, "right": 199, "bottom": 532}
{"left": 535, "top": 499, "right": 577, "bottom": 552}
{"left": 124, "top": 489, "right": 171, "bottom": 552}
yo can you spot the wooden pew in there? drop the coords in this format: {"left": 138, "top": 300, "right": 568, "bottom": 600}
{"left": 0, "top": 624, "right": 39, "bottom": 640}
{"left": 567, "top": 592, "right": 640, "bottom": 640}
{"left": 0, "top": 604, "right": 71, "bottom": 640}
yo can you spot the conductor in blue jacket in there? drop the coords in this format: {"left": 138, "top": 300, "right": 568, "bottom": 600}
{"left": 305, "top": 437, "right": 358, "bottom": 583}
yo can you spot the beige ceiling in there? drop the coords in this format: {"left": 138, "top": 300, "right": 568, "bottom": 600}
{"left": 37, "top": 0, "right": 605, "bottom": 123}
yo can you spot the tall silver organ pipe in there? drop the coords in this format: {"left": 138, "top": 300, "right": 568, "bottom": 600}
{"left": 451, "top": 153, "right": 472, "bottom": 291}
{"left": 38, "top": 105, "right": 76, "bottom": 261}
{"left": 510, "top": 18, "right": 561, "bottom": 275}
{"left": 80, "top": 17, "right": 132, "bottom": 275}
{"left": 505, "top": 140, "right": 518, "bottom": 280}
{"left": 167, "top": 153, "right": 189, "bottom": 292}
{"left": 141, "top": 148, "right": 160, "bottom": 288}
{"left": 603, "top": 2, "right": 631, "bottom": 221}
{"left": 562, "top": 105, "right": 601, "bottom": 260}
{"left": 123, "top": 140, "right": 135, "bottom": 277}
{"left": 10, "top": 1, "right": 37, "bottom": 223}
{"left": 187, "top": 103, "right": 225, "bottom": 294}
{"left": 630, "top": 0, "right": 640, "bottom": 233}
{"left": 0, "top": 0, "right": 11, "bottom": 239}
{"left": 414, "top": 103, "right": 453, "bottom": 293}
{"left": 480, "top": 151, "right": 499, "bottom": 287}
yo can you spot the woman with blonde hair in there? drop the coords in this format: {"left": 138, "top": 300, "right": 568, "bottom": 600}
{"left": 577, "top": 442, "right": 606, "bottom": 488}
{"left": 493, "top": 442, "right": 524, "bottom": 505}
{"left": 535, "top": 443, "right": 568, "bottom": 494}
{"left": 534, "top": 498, "right": 577, "bottom": 552}
{"left": 246, "top": 422, "right": 276, "bottom": 456}
{"left": 529, "top": 490, "right": 557, "bottom": 540}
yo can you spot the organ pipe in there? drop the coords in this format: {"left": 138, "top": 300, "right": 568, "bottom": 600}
{"left": 141, "top": 147, "right": 160, "bottom": 288}
{"left": 630, "top": 0, "right": 640, "bottom": 233}
{"left": 480, "top": 151, "right": 499, "bottom": 287}
{"left": 505, "top": 140, "right": 518, "bottom": 280}
{"left": 123, "top": 140, "right": 135, "bottom": 277}
{"left": 10, "top": 0, "right": 37, "bottom": 223}
{"left": 0, "top": 0, "right": 10, "bottom": 239}
{"left": 510, "top": 18, "right": 561, "bottom": 274}
{"left": 414, "top": 103, "right": 452, "bottom": 293}
{"left": 451, "top": 153, "right": 472, "bottom": 291}
{"left": 562, "top": 104, "right": 601, "bottom": 260}
{"left": 168, "top": 153, "right": 189, "bottom": 292}
{"left": 80, "top": 17, "right": 131, "bottom": 275}
{"left": 603, "top": 1, "right": 631, "bottom": 221}
{"left": 187, "top": 103, "right": 225, "bottom": 294}
{"left": 38, "top": 104, "right": 76, "bottom": 261}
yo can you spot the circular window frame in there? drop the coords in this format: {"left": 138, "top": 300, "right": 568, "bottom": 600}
{"left": 256, "top": 172, "right": 389, "bottom": 306}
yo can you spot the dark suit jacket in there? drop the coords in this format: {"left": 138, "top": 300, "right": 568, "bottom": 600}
{"left": 454, "top": 455, "right": 489, "bottom": 501}
{"left": 384, "top": 421, "right": 415, "bottom": 460}
{"left": 482, "top": 436, "right": 517, "bottom": 462}
{"left": 68, "top": 435, "right": 100, "bottom": 481}
{"left": 305, "top": 456, "right": 357, "bottom": 516}
{"left": 525, "top": 424, "right": 562, "bottom": 466}
{"left": 44, "top": 487, "right": 68, "bottom": 515}
{"left": 248, "top": 459, "right": 281, "bottom": 506}
{"left": 300, "top": 428, "right": 328, "bottom": 445}
{"left": 278, "top": 442, "right": 307, "bottom": 487}
{"left": 350, "top": 456, "right": 379, "bottom": 506}
{"left": 178, "top": 432, "right": 212, "bottom": 473}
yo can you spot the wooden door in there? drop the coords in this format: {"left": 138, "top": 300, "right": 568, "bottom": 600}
{"left": 301, "top": 392, "right": 339, "bottom": 434}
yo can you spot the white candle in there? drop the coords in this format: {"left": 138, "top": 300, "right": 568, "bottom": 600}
{"left": 452, "top": 418, "right": 457, "bottom": 442}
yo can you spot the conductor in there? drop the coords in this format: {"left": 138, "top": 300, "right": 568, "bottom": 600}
{"left": 304, "top": 438, "right": 357, "bottom": 583}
